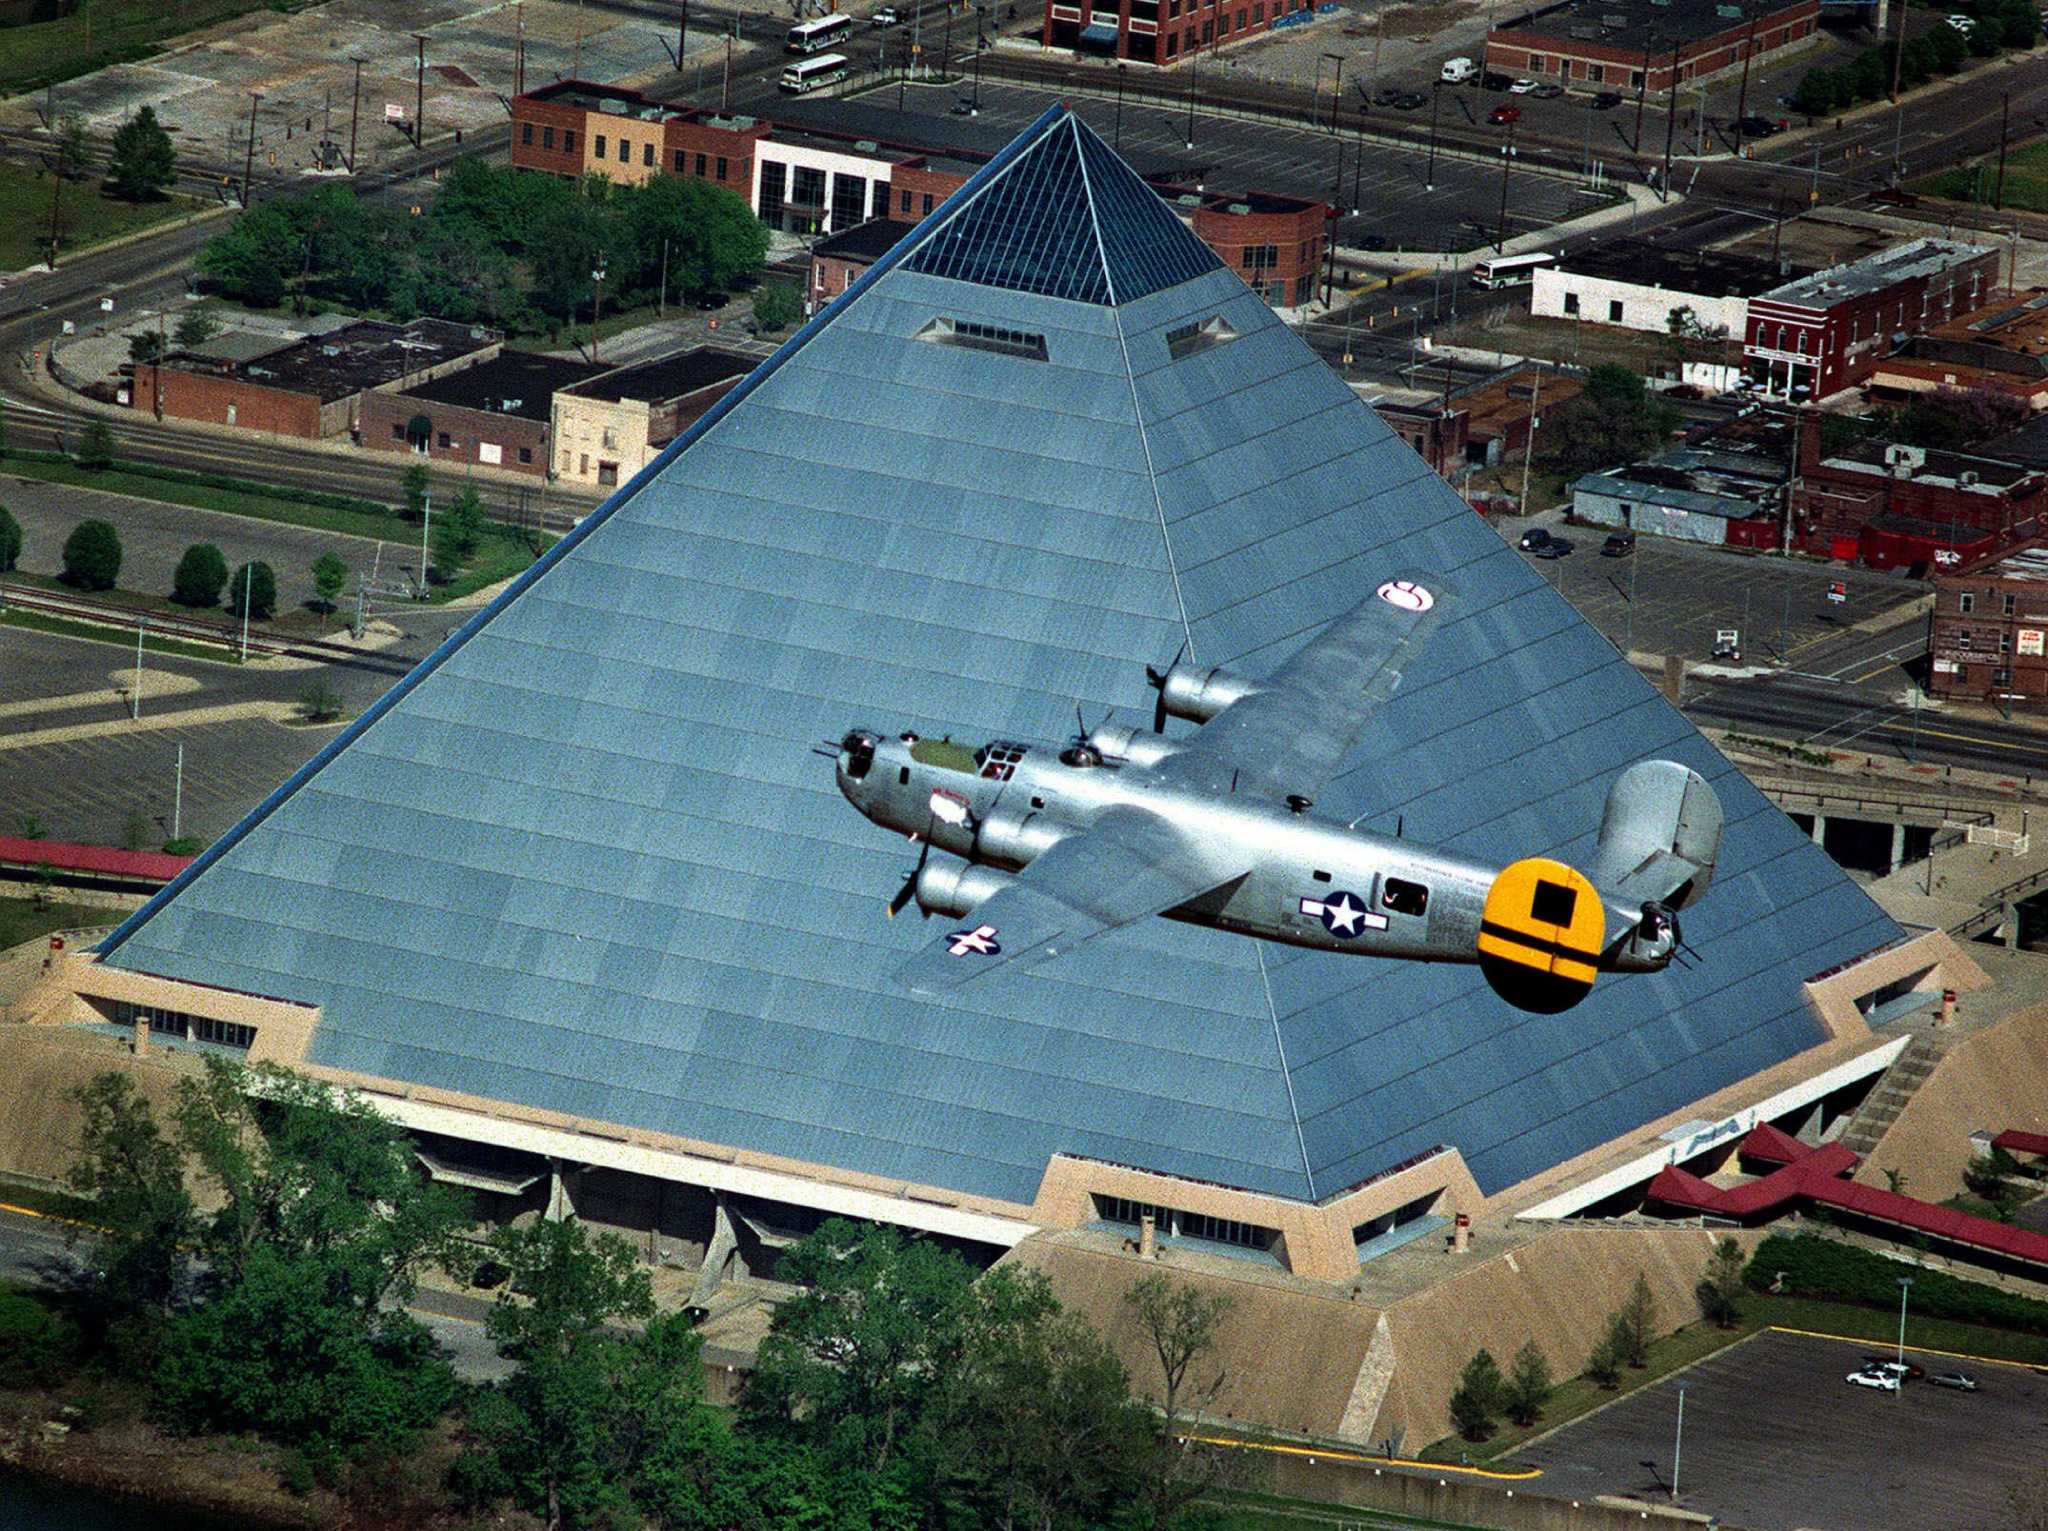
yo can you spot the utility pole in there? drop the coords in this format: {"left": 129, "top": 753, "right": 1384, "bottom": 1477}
{"left": 1322, "top": 52, "right": 1345, "bottom": 132}
{"left": 1426, "top": 81, "right": 1441, "bottom": 191}
{"left": 1324, "top": 135, "right": 1343, "bottom": 304}
{"left": 1661, "top": 40, "right": 1680, "bottom": 202}
{"left": 154, "top": 305, "right": 165, "bottom": 421}
{"left": 45, "top": 151, "right": 63, "bottom": 268}
{"left": 659, "top": 237, "right": 670, "bottom": 317}
{"left": 722, "top": 22, "right": 734, "bottom": 109}
{"left": 1186, "top": 52, "right": 1197, "bottom": 148}
{"left": 1733, "top": 9, "right": 1757, "bottom": 153}
{"left": 1632, "top": 38, "right": 1653, "bottom": 153}
{"left": 1517, "top": 369, "right": 1542, "bottom": 515}
{"left": 348, "top": 58, "right": 363, "bottom": 172}
{"left": 1888, "top": 0, "right": 1907, "bottom": 103}
{"left": 678, "top": 0, "right": 688, "bottom": 74}
{"left": 590, "top": 264, "right": 607, "bottom": 363}
{"left": 1495, "top": 119, "right": 1515, "bottom": 251}
{"left": 132, "top": 618, "right": 144, "bottom": 720}
{"left": 1995, "top": 91, "right": 2010, "bottom": 210}
{"left": 414, "top": 34, "right": 427, "bottom": 148}
{"left": 172, "top": 743, "right": 184, "bottom": 842}
{"left": 243, "top": 91, "right": 262, "bottom": 207}
{"left": 516, "top": 4, "right": 526, "bottom": 97}
{"left": 239, "top": 563, "right": 252, "bottom": 661}
{"left": 419, "top": 494, "right": 432, "bottom": 597}
{"left": 1114, "top": 62, "right": 1127, "bottom": 149}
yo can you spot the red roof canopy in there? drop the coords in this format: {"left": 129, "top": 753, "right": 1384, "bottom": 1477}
{"left": 1993, "top": 1130, "right": 2048, "bottom": 1158}
{"left": 0, "top": 835, "right": 193, "bottom": 885}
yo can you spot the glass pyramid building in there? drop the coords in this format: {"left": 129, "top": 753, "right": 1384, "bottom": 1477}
{"left": 97, "top": 109, "right": 1900, "bottom": 1210}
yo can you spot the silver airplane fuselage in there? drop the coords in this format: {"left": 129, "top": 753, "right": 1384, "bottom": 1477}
{"left": 835, "top": 728, "right": 1667, "bottom": 974}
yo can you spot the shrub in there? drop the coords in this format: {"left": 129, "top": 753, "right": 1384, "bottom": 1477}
{"left": 227, "top": 561, "right": 276, "bottom": 621}
{"left": 161, "top": 837, "right": 203, "bottom": 856}
{"left": 61, "top": 519, "right": 122, "bottom": 590}
{"left": 1621, "top": 1272, "right": 1658, "bottom": 1366}
{"left": 172, "top": 542, "right": 229, "bottom": 607}
{"left": 1503, "top": 1340, "right": 1553, "bottom": 1426}
{"left": 0, "top": 503, "right": 20, "bottom": 571}
{"left": 75, "top": 419, "right": 115, "bottom": 472}
{"left": 0, "top": 1286, "right": 76, "bottom": 1388}
{"left": 1745, "top": 1232, "right": 2048, "bottom": 1334}
{"left": 1586, "top": 1315, "right": 1628, "bottom": 1389}
{"left": 1448, "top": 1347, "right": 1504, "bottom": 1439}
{"left": 1697, "top": 1236, "right": 1747, "bottom": 1328}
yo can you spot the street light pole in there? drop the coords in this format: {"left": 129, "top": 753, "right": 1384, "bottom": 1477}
{"left": 1671, "top": 1385, "right": 1686, "bottom": 1502}
{"left": 1896, "top": 1276, "right": 1913, "bottom": 1385}
{"left": 414, "top": 33, "right": 427, "bottom": 148}
{"left": 242, "top": 91, "right": 263, "bottom": 207}
{"left": 1186, "top": 53, "right": 1198, "bottom": 147}
{"left": 1426, "top": 81, "right": 1441, "bottom": 191}
{"left": 590, "top": 265, "right": 607, "bottom": 363}
{"left": 1495, "top": 120, "right": 1515, "bottom": 252}
{"left": 1660, "top": 39, "right": 1680, "bottom": 201}
{"left": 348, "top": 57, "right": 363, "bottom": 172}
{"left": 1114, "top": 62, "right": 1127, "bottom": 148}
{"left": 1322, "top": 52, "right": 1345, "bottom": 132}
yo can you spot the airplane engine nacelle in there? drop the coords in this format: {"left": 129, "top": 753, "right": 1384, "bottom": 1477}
{"left": 1155, "top": 661, "right": 1255, "bottom": 724}
{"left": 1475, "top": 857, "right": 1606, "bottom": 1014}
{"left": 1087, "top": 723, "right": 1183, "bottom": 770}
{"left": 914, "top": 860, "right": 1014, "bottom": 920}
{"left": 973, "top": 806, "right": 1068, "bottom": 870}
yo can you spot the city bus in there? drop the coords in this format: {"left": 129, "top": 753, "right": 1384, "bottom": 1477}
{"left": 780, "top": 52, "right": 851, "bottom": 91}
{"left": 1470, "top": 251, "right": 1557, "bottom": 289}
{"left": 787, "top": 14, "right": 854, "bottom": 52}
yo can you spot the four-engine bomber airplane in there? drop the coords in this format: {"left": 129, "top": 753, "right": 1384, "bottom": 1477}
{"left": 830, "top": 574, "right": 1722, "bottom": 1013}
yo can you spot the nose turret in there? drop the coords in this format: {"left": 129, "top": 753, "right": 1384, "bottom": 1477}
{"left": 838, "top": 729, "right": 879, "bottom": 783}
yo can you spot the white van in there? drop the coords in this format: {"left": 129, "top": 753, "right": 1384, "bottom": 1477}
{"left": 1440, "top": 56, "right": 1477, "bottom": 83}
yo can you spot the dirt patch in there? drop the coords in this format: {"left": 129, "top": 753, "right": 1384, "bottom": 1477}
{"left": 1377, "top": 1, "right": 1479, "bottom": 39}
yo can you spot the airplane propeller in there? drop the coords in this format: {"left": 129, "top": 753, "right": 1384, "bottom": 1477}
{"left": 887, "top": 833, "right": 933, "bottom": 919}
{"left": 1144, "top": 643, "right": 1187, "bottom": 734}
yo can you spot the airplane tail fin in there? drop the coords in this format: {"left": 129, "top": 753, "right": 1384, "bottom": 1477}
{"left": 1588, "top": 760, "right": 1722, "bottom": 914}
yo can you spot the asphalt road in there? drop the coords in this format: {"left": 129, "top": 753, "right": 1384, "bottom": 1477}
{"left": 0, "top": 1205, "right": 511, "bottom": 1383}
{"left": 1513, "top": 1329, "right": 2048, "bottom": 1531}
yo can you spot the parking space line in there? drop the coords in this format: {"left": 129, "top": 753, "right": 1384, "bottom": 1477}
{"left": 1763, "top": 1323, "right": 2048, "bottom": 1374}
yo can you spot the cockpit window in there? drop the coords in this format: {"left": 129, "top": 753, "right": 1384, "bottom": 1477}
{"left": 974, "top": 740, "right": 1028, "bottom": 781}
{"left": 841, "top": 732, "right": 875, "bottom": 780}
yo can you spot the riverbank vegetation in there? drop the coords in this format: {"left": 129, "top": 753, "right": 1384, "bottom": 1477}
{"left": 4, "top": 1058, "right": 1249, "bottom": 1529}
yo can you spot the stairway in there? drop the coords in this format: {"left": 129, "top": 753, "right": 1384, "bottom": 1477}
{"left": 1839, "top": 1034, "right": 1947, "bottom": 1159}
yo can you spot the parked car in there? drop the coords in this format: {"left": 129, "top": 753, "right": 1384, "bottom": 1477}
{"left": 1482, "top": 70, "right": 1515, "bottom": 91}
{"left": 1532, "top": 536, "right": 1574, "bottom": 559}
{"left": 1846, "top": 1369, "right": 1901, "bottom": 1392}
{"left": 1391, "top": 90, "right": 1428, "bottom": 109}
{"left": 1531, "top": 82, "right": 1565, "bottom": 98}
{"left": 1488, "top": 103, "right": 1523, "bottom": 125}
{"left": 1929, "top": 1371, "right": 1979, "bottom": 1391}
{"left": 692, "top": 290, "right": 730, "bottom": 310}
{"left": 1440, "top": 55, "right": 1478, "bottom": 83}
{"left": 1373, "top": 86, "right": 1408, "bottom": 106}
{"left": 1509, "top": 77, "right": 1536, "bottom": 93}
{"left": 871, "top": 6, "right": 902, "bottom": 24}
{"left": 1591, "top": 90, "right": 1624, "bottom": 109}
{"left": 1518, "top": 527, "right": 1554, "bottom": 552}
{"left": 1732, "top": 115, "right": 1782, "bottom": 137}
{"left": 1862, "top": 1357, "right": 1926, "bottom": 1381}
{"left": 1945, "top": 12, "right": 1976, "bottom": 30}
{"left": 1601, "top": 531, "right": 1637, "bottom": 557}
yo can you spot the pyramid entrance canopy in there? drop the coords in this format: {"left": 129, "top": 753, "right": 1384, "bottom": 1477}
{"left": 99, "top": 109, "right": 1899, "bottom": 1210}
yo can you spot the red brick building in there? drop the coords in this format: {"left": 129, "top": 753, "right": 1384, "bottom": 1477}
{"left": 1745, "top": 239, "right": 2001, "bottom": 401}
{"left": 810, "top": 218, "right": 913, "bottom": 310}
{"left": 1485, "top": 0, "right": 1818, "bottom": 94}
{"left": 1373, "top": 398, "right": 1471, "bottom": 479}
{"left": 1870, "top": 288, "right": 2048, "bottom": 409}
{"left": 361, "top": 350, "right": 612, "bottom": 478}
{"left": 1791, "top": 421, "right": 2048, "bottom": 570}
{"left": 1928, "top": 548, "right": 2048, "bottom": 702}
{"left": 512, "top": 82, "right": 766, "bottom": 199}
{"left": 131, "top": 320, "right": 498, "bottom": 441}
{"left": 1178, "top": 189, "right": 1326, "bottom": 310}
{"left": 1043, "top": 0, "right": 1311, "bottom": 66}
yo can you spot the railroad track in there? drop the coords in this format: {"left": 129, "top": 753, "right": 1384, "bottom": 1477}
{"left": 1, "top": 581, "right": 416, "bottom": 678}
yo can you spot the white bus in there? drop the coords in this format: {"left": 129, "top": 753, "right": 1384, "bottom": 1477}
{"left": 787, "top": 14, "right": 854, "bottom": 52}
{"left": 1470, "top": 251, "right": 1557, "bottom": 289}
{"left": 780, "top": 51, "right": 851, "bottom": 91}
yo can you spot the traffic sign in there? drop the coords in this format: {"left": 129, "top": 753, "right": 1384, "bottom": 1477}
{"left": 1827, "top": 581, "right": 1847, "bottom": 604}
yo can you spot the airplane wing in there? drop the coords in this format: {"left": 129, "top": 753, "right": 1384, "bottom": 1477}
{"left": 1157, "top": 572, "right": 1452, "bottom": 804}
{"left": 894, "top": 804, "right": 1247, "bottom": 996}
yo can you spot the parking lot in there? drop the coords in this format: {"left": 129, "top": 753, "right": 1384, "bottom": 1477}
{"left": 800, "top": 78, "right": 1599, "bottom": 252}
{"left": 1513, "top": 1329, "right": 2048, "bottom": 1530}
{"left": 1503, "top": 509, "right": 1928, "bottom": 670}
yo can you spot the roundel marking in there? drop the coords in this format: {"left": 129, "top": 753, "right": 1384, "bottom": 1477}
{"left": 1376, "top": 580, "right": 1434, "bottom": 613}
{"left": 1476, "top": 858, "right": 1605, "bottom": 1013}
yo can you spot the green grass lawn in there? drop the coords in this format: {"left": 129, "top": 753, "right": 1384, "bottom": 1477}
{"left": 9, "top": 571, "right": 340, "bottom": 636}
{"left": 0, "top": 892, "right": 113, "bottom": 951}
{"left": 1916, "top": 137, "right": 2048, "bottom": 210}
{"left": 0, "top": 0, "right": 304, "bottom": 96}
{"left": 1207, "top": 1490, "right": 1487, "bottom": 1529}
{"left": 0, "top": 164, "right": 202, "bottom": 272}
{"left": 1, "top": 605, "right": 242, "bottom": 663}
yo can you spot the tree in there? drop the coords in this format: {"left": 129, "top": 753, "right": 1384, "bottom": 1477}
{"left": 173, "top": 304, "right": 224, "bottom": 350}
{"left": 172, "top": 542, "right": 229, "bottom": 607}
{"left": 1662, "top": 303, "right": 1728, "bottom": 382}
{"left": 752, "top": 280, "right": 803, "bottom": 335}
{"left": 227, "top": 560, "right": 276, "bottom": 621}
{"left": 297, "top": 680, "right": 344, "bottom": 722}
{"left": 310, "top": 551, "right": 348, "bottom": 613}
{"left": 1930, "top": 18, "right": 1970, "bottom": 71}
{"left": 1449, "top": 1347, "right": 1504, "bottom": 1439}
{"left": 1541, "top": 363, "right": 1679, "bottom": 477}
{"left": 1124, "top": 1270, "right": 1239, "bottom": 1530}
{"left": 1503, "top": 1340, "right": 1554, "bottom": 1426}
{"left": 430, "top": 481, "right": 486, "bottom": 582}
{"left": 128, "top": 330, "right": 165, "bottom": 366}
{"left": 54, "top": 113, "right": 90, "bottom": 181}
{"left": 1697, "top": 1236, "right": 1747, "bottom": 1329}
{"left": 0, "top": 503, "right": 19, "bottom": 572}
{"left": 1621, "top": 1272, "right": 1659, "bottom": 1367}
{"left": 61, "top": 518, "right": 121, "bottom": 589}
{"left": 66, "top": 1072, "right": 196, "bottom": 1322}
{"left": 75, "top": 418, "right": 115, "bottom": 471}
{"left": 1586, "top": 1316, "right": 1629, "bottom": 1388}
{"left": 1791, "top": 68, "right": 1836, "bottom": 118}
{"left": 1965, "top": 1146, "right": 2026, "bottom": 1217}
{"left": 154, "top": 1060, "right": 474, "bottom": 1463}
{"left": 401, "top": 461, "right": 431, "bottom": 523}
{"left": 107, "top": 106, "right": 175, "bottom": 202}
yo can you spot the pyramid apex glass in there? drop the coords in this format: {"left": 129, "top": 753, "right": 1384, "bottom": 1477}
{"left": 97, "top": 110, "right": 1899, "bottom": 1211}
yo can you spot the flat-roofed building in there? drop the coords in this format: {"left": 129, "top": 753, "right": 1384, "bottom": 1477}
{"left": 1929, "top": 546, "right": 2048, "bottom": 701}
{"left": 1532, "top": 241, "right": 1798, "bottom": 341}
{"left": 361, "top": 350, "right": 613, "bottom": 478}
{"left": 129, "top": 318, "right": 499, "bottom": 440}
{"left": 1870, "top": 288, "right": 2048, "bottom": 408}
{"left": 1792, "top": 425, "right": 2047, "bottom": 568}
{"left": 1042, "top": 0, "right": 1314, "bottom": 66}
{"left": 1485, "top": 0, "right": 1820, "bottom": 95}
{"left": 551, "top": 347, "right": 755, "bottom": 490}
{"left": 1745, "top": 239, "right": 2000, "bottom": 401}
{"left": 512, "top": 83, "right": 768, "bottom": 201}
